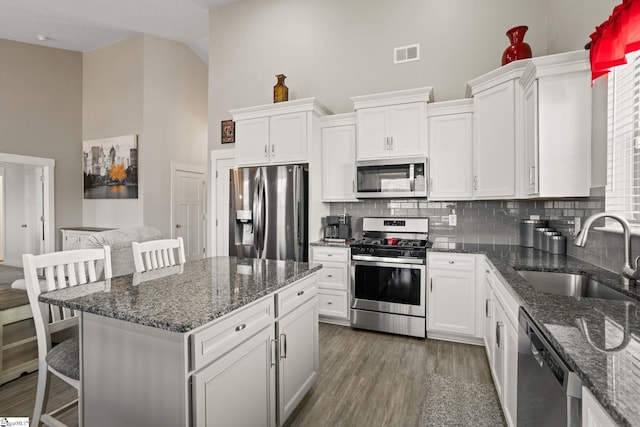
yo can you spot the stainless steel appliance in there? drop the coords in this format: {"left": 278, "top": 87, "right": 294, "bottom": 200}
{"left": 350, "top": 217, "right": 431, "bottom": 338}
{"left": 324, "top": 214, "right": 352, "bottom": 241}
{"left": 517, "top": 308, "right": 582, "bottom": 426}
{"left": 356, "top": 157, "right": 428, "bottom": 198}
{"left": 229, "top": 164, "right": 308, "bottom": 261}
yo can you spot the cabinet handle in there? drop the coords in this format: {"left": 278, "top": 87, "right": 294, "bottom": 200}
{"left": 529, "top": 166, "right": 536, "bottom": 185}
{"left": 264, "top": 145, "right": 268, "bottom": 157}
{"left": 448, "top": 261, "right": 455, "bottom": 264}
{"left": 327, "top": 274, "right": 333, "bottom": 278}
{"left": 389, "top": 136, "right": 394, "bottom": 150}
{"left": 297, "top": 290, "right": 305, "bottom": 296}
{"left": 430, "top": 278, "right": 433, "bottom": 292}
{"left": 352, "top": 180, "right": 355, "bottom": 193}
{"left": 271, "top": 339, "right": 277, "bottom": 367}
{"left": 235, "top": 323, "right": 246, "bottom": 332}
{"left": 473, "top": 175, "right": 478, "bottom": 191}
{"left": 327, "top": 301, "right": 333, "bottom": 305}
{"left": 280, "top": 333, "right": 287, "bottom": 359}
{"left": 496, "top": 321, "right": 504, "bottom": 348}
{"left": 271, "top": 144, "right": 275, "bottom": 156}
{"left": 485, "top": 299, "right": 490, "bottom": 318}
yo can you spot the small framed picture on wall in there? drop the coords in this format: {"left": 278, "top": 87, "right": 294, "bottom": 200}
{"left": 221, "top": 120, "right": 235, "bottom": 144}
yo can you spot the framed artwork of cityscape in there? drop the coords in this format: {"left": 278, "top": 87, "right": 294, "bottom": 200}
{"left": 83, "top": 134, "right": 138, "bottom": 199}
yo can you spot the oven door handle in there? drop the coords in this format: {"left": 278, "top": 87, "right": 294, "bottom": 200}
{"left": 351, "top": 254, "right": 425, "bottom": 265}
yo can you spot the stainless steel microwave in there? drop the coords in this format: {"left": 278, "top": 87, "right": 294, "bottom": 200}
{"left": 355, "top": 157, "right": 428, "bottom": 198}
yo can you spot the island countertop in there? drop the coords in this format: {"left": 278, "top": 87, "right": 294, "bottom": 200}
{"left": 39, "top": 256, "right": 322, "bottom": 333}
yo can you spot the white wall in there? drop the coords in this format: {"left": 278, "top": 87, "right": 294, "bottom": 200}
{"left": 83, "top": 35, "right": 208, "bottom": 236}
{"left": 208, "top": 0, "right": 548, "bottom": 151}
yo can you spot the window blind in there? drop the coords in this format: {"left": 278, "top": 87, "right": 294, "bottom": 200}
{"left": 606, "top": 50, "right": 640, "bottom": 222}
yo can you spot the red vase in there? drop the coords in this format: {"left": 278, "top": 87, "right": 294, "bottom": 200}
{"left": 502, "top": 25, "right": 532, "bottom": 65}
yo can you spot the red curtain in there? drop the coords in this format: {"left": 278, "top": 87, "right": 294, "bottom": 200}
{"left": 590, "top": 0, "right": 640, "bottom": 81}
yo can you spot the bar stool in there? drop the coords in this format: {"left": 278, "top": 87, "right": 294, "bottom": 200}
{"left": 132, "top": 237, "right": 185, "bottom": 273}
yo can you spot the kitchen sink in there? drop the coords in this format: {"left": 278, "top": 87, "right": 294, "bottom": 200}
{"left": 516, "top": 270, "right": 634, "bottom": 301}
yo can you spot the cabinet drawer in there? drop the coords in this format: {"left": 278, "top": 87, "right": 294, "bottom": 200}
{"left": 276, "top": 273, "right": 318, "bottom": 318}
{"left": 428, "top": 253, "right": 476, "bottom": 270}
{"left": 312, "top": 247, "right": 349, "bottom": 263}
{"left": 318, "top": 290, "right": 348, "bottom": 319}
{"left": 190, "top": 298, "right": 274, "bottom": 371}
{"left": 317, "top": 265, "right": 348, "bottom": 291}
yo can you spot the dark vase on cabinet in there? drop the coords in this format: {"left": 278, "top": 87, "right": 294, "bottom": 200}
{"left": 502, "top": 26, "right": 532, "bottom": 65}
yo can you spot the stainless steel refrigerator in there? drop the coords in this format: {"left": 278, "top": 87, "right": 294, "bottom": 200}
{"left": 229, "top": 164, "right": 308, "bottom": 261}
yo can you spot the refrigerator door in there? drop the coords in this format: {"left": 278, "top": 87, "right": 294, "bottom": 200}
{"left": 229, "top": 166, "right": 261, "bottom": 258}
{"left": 262, "top": 164, "right": 308, "bottom": 262}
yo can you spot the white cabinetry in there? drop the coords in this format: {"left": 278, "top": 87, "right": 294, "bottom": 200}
{"left": 311, "top": 246, "right": 350, "bottom": 324}
{"left": 583, "top": 387, "right": 617, "bottom": 427}
{"left": 519, "top": 50, "right": 592, "bottom": 198}
{"left": 275, "top": 276, "right": 318, "bottom": 425}
{"left": 427, "top": 99, "right": 473, "bottom": 200}
{"left": 467, "top": 61, "right": 527, "bottom": 199}
{"left": 427, "top": 253, "right": 477, "bottom": 341}
{"left": 231, "top": 98, "right": 331, "bottom": 167}
{"left": 482, "top": 257, "right": 519, "bottom": 427}
{"left": 60, "top": 227, "right": 113, "bottom": 250}
{"left": 351, "top": 87, "right": 433, "bottom": 160}
{"left": 320, "top": 114, "right": 358, "bottom": 201}
{"left": 191, "top": 273, "right": 319, "bottom": 427}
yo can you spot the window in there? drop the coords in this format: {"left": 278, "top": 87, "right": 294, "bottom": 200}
{"left": 606, "top": 50, "right": 640, "bottom": 223}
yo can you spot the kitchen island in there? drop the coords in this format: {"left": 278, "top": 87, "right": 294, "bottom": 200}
{"left": 39, "top": 256, "right": 321, "bottom": 427}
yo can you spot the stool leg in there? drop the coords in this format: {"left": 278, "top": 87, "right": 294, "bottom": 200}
{"left": 32, "top": 360, "right": 50, "bottom": 426}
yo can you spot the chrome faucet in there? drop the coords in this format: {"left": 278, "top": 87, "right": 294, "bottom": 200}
{"left": 575, "top": 212, "right": 640, "bottom": 286}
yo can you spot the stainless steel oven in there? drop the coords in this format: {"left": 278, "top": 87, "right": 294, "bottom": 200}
{"left": 350, "top": 217, "right": 430, "bottom": 338}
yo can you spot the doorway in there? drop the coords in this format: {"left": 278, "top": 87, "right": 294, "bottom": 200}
{"left": 210, "top": 149, "right": 235, "bottom": 257}
{"left": 171, "top": 163, "right": 206, "bottom": 262}
{"left": 0, "top": 153, "right": 55, "bottom": 268}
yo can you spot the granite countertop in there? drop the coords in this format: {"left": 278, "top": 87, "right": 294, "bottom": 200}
{"left": 39, "top": 256, "right": 322, "bottom": 334}
{"left": 431, "top": 244, "right": 640, "bottom": 427}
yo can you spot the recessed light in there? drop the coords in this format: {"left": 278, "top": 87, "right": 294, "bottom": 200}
{"left": 36, "top": 35, "right": 49, "bottom": 41}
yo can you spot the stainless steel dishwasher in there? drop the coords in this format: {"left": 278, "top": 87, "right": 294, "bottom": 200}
{"left": 517, "top": 308, "right": 582, "bottom": 426}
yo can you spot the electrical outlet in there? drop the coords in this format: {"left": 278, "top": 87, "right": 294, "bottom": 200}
{"left": 530, "top": 214, "right": 540, "bottom": 220}
{"left": 574, "top": 217, "right": 581, "bottom": 235}
{"left": 449, "top": 214, "right": 457, "bottom": 227}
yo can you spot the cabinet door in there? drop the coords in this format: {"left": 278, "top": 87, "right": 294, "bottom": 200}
{"left": 277, "top": 297, "right": 319, "bottom": 425}
{"left": 236, "top": 117, "right": 270, "bottom": 166}
{"left": 522, "top": 80, "right": 539, "bottom": 196}
{"left": 583, "top": 387, "right": 617, "bottom": 427}
{"left": 428, "top": 112, "right": 473, "bottom": 200}
{"left": 491, "top": 300, "right": 506, "bottom": 399}
{"left": 321, "top": 125, "right": 357, "bottom": 201}
{"left": 473, "top": 82, "right": 516, "bottom": 198}
{"left": 356, "top": 107, "right": 387, "bottom": 159}
{"left": 270, "top": 112, "right": 307, "bottom": 164}
{"left": 192, "top": 326, "right": 276, "bottom": 427}
{"left": 388, "top": 102, "right": 426, "bottom": 156}
{"left": 427, "top": 268, "right": 476, "bottom": 336}
{"left": 482, "top": 270, "right": 494, "bottom": 363}
{"left": 503, "top": 317, "right": 518, "bottom": 427}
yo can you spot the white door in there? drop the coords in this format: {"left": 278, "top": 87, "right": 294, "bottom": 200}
{"left": 172, "top": 167, "right": 206, "bottom": 261}
{"left": 269, "top": 112, "right": 307, "bottom": 164}
{"left": 211, "top": 150, "right": 236, "bottom": 257}
{"left": 427, "top": 268, "right": 476, "bottom": 335}
{"left": 387, "top": 102, "right": 426, "bottom": 156}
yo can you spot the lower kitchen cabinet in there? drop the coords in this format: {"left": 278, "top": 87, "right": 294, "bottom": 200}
{"left": 483, "top": 258, "right": 519, "bottom": 427}
{"left": 192, "top": 325, "right": 276, "bottom": 427}
{"left": 312, "top": 246, "right": 350, "bottom": 325}
{"left": 583, "top": 387, "right": 617, "bottom": 427}
{"left": 427, "top": 253, "right": 477, "bottom": 341}
{"left": 277, "top": 297, "right": 319, "bottom": 424}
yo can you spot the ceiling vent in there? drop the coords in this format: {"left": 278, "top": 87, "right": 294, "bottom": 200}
{"left": 394, "top": 44, "right": 420, "bottom": 64}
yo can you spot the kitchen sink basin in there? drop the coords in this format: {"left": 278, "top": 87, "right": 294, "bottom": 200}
{"left": 516, "top": 270, "right": 633, "bottom": 302}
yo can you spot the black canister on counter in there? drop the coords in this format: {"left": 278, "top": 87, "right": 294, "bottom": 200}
{"left": 520, "top": 219, "right": 548, "bottom": 247}
{"left": 541, "top": 231, "right": 562, "bottom": 252}
{"left": 533, "top": 227, "right": 555, "bottom": 250}
{"left": 549, "top": 235, "right": 567, "bottom": 254}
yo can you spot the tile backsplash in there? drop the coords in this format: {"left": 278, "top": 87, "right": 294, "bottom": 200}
{"left": 329, "top": 186, "right": 635, "bottom": 274}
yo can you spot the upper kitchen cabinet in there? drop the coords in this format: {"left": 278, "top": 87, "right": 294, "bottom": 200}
{"left": 231, "top": 98, "right": 332, "bottom": 166}
{"left": 467, "top": 60, "right": 528, "bottom": 199}
{"left": 320, "top": 113, "right": 358, "bottom": 202}
{"left": 427, "top": 99, "right": 474, "bottom": 200}
{"left": 519, "top": 51, "right": 591, "bottom": 198}
{"left": 351, "top": 87, "right": 433, "bottom": 160}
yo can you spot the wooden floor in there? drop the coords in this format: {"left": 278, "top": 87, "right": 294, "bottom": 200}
{"left": 0, "top": 323, "right": 493, "bottom": 427}
{"left": 287, "top": 323, "right": 493, "bottom": 427}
